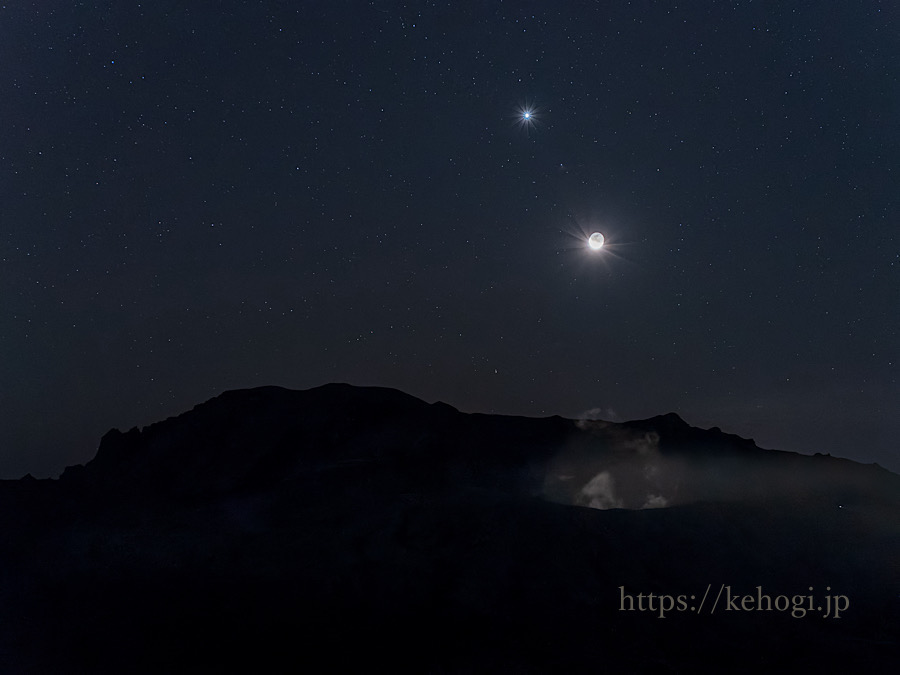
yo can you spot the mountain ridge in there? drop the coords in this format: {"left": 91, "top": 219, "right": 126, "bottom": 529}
{"left": 1, "top": 383, "right": 897, "bottom": 673}
{"left": 42, "top": 383, "right": 897, "bottom": 510}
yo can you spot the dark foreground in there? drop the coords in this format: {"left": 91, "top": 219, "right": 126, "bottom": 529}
{"left": 1, "top": 384, "right": 897, "bottom": 673}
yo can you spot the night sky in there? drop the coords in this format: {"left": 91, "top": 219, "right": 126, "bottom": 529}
{"left": 2, "top": 1, "right": 897, "bottom": 479}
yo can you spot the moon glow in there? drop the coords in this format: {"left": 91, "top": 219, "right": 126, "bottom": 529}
{"left": 588, "top": 232, "right": 605, "bottom": 250}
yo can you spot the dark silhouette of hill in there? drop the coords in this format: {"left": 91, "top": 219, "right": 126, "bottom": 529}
{"left": 1, "top": 383, "right": 897, "bottom": 673}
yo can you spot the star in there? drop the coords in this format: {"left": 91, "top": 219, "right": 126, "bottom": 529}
{"left": 515, "top": 102, "right": 539, "bottom": 132}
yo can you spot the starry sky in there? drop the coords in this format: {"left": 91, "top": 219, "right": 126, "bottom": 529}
{"left": 2, "top": 1, "right": 898, "bottom": 478}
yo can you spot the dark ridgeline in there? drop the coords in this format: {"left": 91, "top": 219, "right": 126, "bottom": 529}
{"left": 1, "top": 384, "right": 897, "bottom": 673}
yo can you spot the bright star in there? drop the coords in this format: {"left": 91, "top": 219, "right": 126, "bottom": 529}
{"left": 514, "top": 101, "right": 539, "bottom": 133}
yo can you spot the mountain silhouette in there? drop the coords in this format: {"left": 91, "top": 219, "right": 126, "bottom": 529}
{"left": 1, "top": 384, "right": 897, "bottom": 673}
